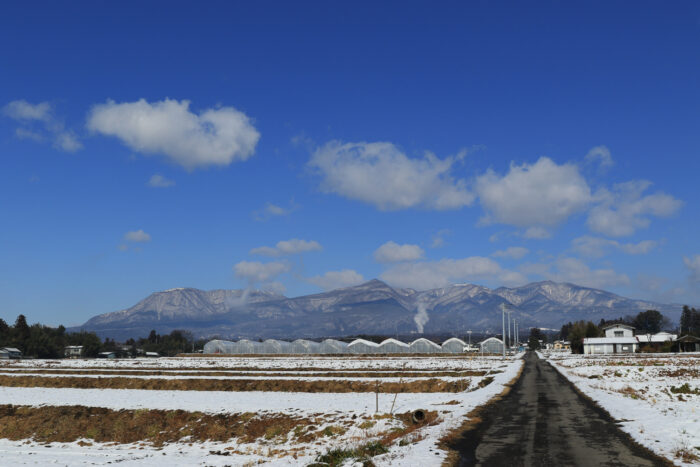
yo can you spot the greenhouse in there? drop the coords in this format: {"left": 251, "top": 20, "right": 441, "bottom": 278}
{"left": 261, "top": 339, "right": 294, "bottom": 354}
{"left": 290, "top": 339, "right": 321, "bottom": 354}
{"left": 318, "top": 339, "right": 349, "bottom": 354}
{"left": 441, "top": 337, "right": 467, "bottom": 353}
{"left": 409, "top": 338, "right": 442, "bottom": 353}
{"left": 348, "top": 339, "right": 380, "bottom": 354}
{"left": 479, "top": 337, "right": 504, "bottom": 354}
{"left": 378, "top": 338, "right": 409, "bottom": 353}
{"left": 203, "top": 336, "right": 492, "bottom": 354}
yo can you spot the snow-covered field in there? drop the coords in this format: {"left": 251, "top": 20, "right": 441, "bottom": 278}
{"left": 543, "top": 352, "right": 700, "bottom": 466}
{"left": 0, "top": 354, "right": 524, "bottom": 466}
{"left": 0, "top": 355, "right": 503, "bottom": 371}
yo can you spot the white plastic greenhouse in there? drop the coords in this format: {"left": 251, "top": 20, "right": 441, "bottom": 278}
{"left": 441, "top": 337, "right": 467, "bottom": 353}
{"left": 378, "top": 338, "right": 410, "bottom": 353}
{"left": 318, "top": 339, "right": 349, "bottom": 354}
{"left": 203, "top": 336, "right": 498, "bottom": 355}
{"left": 409, "top": 338, "right": 442, "bottom": 353}
{"left": 348, "top": 339, "right": 380, "bottom": 354}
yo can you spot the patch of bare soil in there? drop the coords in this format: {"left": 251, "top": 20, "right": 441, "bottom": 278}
{"left": 0, "top": 405, "right": 312, "bottom": 446}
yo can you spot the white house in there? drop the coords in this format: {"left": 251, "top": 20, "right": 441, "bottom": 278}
{"left": 583, "top": 324, "right": 638, "bottom": 354}
{"left": 64, "top": 345, "right": 83, "bottom": 358}
{"left": 583, "top": 325, "right": 678, "bottom": 355}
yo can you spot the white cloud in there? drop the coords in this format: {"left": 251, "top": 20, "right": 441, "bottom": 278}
{"left": 15, "top": 128, "right": 44, "bottom": 142}
{"left": 431, "top": 229, "right": 451, "bottom": 248}
{"left": 3, "top": 100, "right": 82, "bottom": 152}
{"left": 250, "top": 239, "right": 322, "bottom": 257}
{"left": 308, "top": 269, "right": 366, "bottom": 291}
{"left": 587, "top": 181, "right": 682, "bottom": 237}
{"left": 87, "top": 98, "right": 260, "bottom": 169}
{"left": 684, "top": 255, "right": 700, "bottom": 283}
{"left": 572, "top": 236, "right": 657, "bottom": 258}
{"left": 253, "top": 201, "right": 299, "bottom": 221}
{"left": 54, "top": 131, "right": 83, "bottom": 152}
{"left": 373, "top": 241, "right": 425, "bottom": 263}
{"left": 523, "top": 256, "right": 630, "bottom": 289}
{"left": 584, "top": 145, "right": 613, "bottom": 168}
{"left": 233, "top": 261, "right": 290, "bottom": 283}
{"left": 492, "top": 246, "right": 529, "bottom": 260}
{"left": 475, "top": 157, "right": 591, "bottom": 229}
{"left": 380, "top": 257, "right": 525, "bottom": 290}
{"left": 308, "top": 141, "right": 474, "bottom": 211}
{"left": 147, "top": 174, "right": 176, "bottom": 188}
{"left": 522, "top": 227, "right": 552, "bottom": 239}
{"left": 3, "top": 100, "right": 52, "bottom": 121}
{"left": 123, "top": 229, "right": 151, "bottom": 243}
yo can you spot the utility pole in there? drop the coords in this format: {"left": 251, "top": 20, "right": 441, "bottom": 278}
{"left": 507, "top": 310, "right": 512, "bottom": 351}
{"left": 500, "top": 303, "right": 507, "bottom": 359}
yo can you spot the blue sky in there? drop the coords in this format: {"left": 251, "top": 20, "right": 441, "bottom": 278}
{"left": 1, "top": 1, "right": 699, "bottom": 326}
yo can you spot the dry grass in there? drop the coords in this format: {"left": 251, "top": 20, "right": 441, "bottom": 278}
{"left": 1, "top": 368, "right": 489, "bottom": 378}
{"left": 0, "top": 405, "right": 312, "bottom": 446}
{"left": 0, "top": 375, "right": 476, "bottom": 393}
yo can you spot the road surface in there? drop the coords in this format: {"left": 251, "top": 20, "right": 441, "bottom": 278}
{"left": 449, "top": 352, "right": 669, "bottom": 466}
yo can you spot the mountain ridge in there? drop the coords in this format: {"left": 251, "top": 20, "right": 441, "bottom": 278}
{"left": 70, "top": 280, "right": 684, "bottom": 341}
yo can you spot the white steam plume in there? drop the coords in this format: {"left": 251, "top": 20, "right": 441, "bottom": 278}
{"left": 414, "top": 301, "right": 430, "bottom": 334}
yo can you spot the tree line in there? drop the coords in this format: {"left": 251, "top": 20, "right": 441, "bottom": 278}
{"left": 0, "top": 315, "right": 205, "bottom": 358}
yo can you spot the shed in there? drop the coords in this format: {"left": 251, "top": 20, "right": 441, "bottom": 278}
{"left": 479, "top": 337, "right": 504, "bottom": 354}
{"left": 97, "top": 351, "right": 117, "bottom": 359}
{"left": 441, "top": 337, "right": 467, "bottom": 353}
{"left": 672, "top": 335, "right": 700, "bottom": 353}
{"left": 378, "top": 338, "right": 409, "bottom": 353}
{"left": 409, "top": 338, "right": 441, "bottom": 354}
{"left": 64, "top": 345, "right": 83, "bottom": 358}
{"left": 0, "top": 347, "right": 22, "bottom": 359}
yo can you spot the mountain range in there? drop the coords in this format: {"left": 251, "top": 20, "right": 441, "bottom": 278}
{"left": 69, "top": 280, "right": 684, "bottom": 341}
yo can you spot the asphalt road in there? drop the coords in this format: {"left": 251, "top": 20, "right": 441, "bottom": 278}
{"left": 449, "top": 352, "right": 668, "bottom": 467}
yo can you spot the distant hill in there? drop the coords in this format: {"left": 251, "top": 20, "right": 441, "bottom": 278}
{"left": 70, "top": 280, "right": 683, "bottom": 341}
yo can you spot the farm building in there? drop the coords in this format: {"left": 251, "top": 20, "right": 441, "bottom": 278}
{"left": 318, "top": 339, "right": 348, "bottom": 354}
{"left": 441, "top": 337, "right": 467, "bottom": 353}
{"left": 64, "top": 345, "right": 83, "bottom": 358}
{"left": 409, "top": 338, "right": 441, "bottom": 353}
{"left": 348, "top": 339, "right": 379, "bottom": 354}
{"left": 378, "top": 338, "right": 409, "bottom": 353}
{"left": 0, "top": 347, "right": 22, "bottom": 359}
{"left": 479, "top": 337, "right": 504, "bottom": 354}
{"left": 672, "top": 335, "right": 700, "bottom": 352}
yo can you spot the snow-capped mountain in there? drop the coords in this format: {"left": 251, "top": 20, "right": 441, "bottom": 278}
{"left": 71, "top": 280, "right": 683, "bottom": 340}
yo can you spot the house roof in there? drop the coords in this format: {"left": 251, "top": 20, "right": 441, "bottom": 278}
{"left": 1, "top": 347, "right": 21, "bottom": 353}
{"left": 636, "top": 333, "right": 677, "bottom": 343}
{"left": 603, "top": 324, "right": 635, "bottom": 330}
{"left": 676, "top": 335, "right": 700, "bottom": 343}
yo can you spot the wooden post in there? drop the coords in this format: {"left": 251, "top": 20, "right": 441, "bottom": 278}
{"left": 375, "top": 380, "right": 379, "bottom": 413}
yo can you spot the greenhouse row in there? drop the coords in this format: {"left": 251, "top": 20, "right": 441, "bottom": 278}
{"left": 203, "top": 337, "right": 471, "bottom": 354}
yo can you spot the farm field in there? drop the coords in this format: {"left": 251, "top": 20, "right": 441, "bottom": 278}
{"left": 543, "top": 352, "right": 700, "bottom": 465}
{"left": 0, "top": 354, "right": 524, "bottom": 466}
